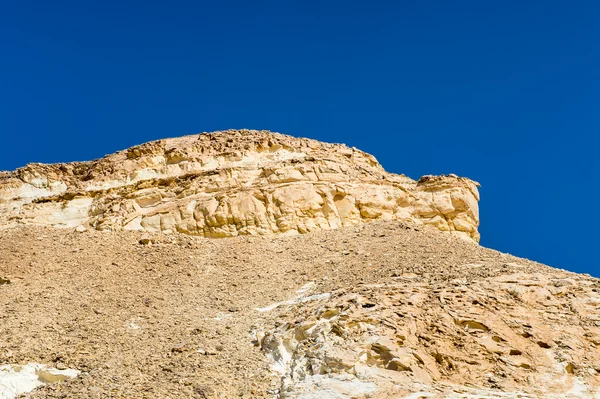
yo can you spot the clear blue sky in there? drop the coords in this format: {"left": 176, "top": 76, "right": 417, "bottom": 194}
{"left": 1, "top": 1, "right": 598, "bottom": 276}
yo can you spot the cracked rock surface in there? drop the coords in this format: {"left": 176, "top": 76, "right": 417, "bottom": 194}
{"left": 0, "top": 129, "right": 480, "bottom": 241}
{"left": 260, "top": 271, "right": 600, "bottom": 398}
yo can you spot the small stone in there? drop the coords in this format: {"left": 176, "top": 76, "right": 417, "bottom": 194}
{"left": 139, "top": 236, "right": 152, "bottom": 245}
{"left": 171, "top": 342, "right": 186, "bottom": 353}
{"left": 75, "top": 225, "right": 87, "bottom": 233}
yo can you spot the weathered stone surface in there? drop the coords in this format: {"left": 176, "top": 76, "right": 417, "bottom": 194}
{"left": 0, "top": 129, "right": 480, "bottom": 241}
{"left": 259, "top": 269, "right": 600, "bottom": 398}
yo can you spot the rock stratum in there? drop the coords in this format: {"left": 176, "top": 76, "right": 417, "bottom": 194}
{"left": 0, "top": 129, "right": 480, "bottom": 241}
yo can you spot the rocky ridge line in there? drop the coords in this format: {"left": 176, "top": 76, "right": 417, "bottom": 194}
{"left": 0, "top": 129, "right": 480, "bottom": 241}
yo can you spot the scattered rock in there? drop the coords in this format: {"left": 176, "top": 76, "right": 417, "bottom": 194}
{"left": 171, "top": 342, "right": 186, "bottom": 353}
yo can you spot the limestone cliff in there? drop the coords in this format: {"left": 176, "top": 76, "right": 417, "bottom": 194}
{"left": 0, "top": 129, "right": 480, "bottom": 241}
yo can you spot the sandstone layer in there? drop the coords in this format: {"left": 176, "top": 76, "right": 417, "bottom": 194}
{"left": 0, "top": 130, "right": 480, "bottom": 241}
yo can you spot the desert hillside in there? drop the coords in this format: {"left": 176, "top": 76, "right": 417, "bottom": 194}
{"left": 0, "top": 131, "right": 598, "bottom": 399}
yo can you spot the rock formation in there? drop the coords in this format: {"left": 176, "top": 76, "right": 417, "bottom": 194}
{"left": 0, "top": 131, "right": 599, "bottom": 398}
{"left": 0, "top": 129, "right": 481, "bottom": 241}
{"left": 260, "top": 270, "right": 600, "bottom": 398}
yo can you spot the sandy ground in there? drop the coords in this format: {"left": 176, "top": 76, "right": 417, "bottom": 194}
{"left": 0, "top": 221, "right": 554, "bottom": 398}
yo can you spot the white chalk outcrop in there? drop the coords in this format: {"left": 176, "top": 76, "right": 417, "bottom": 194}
{"left": 0, "top": 363, "right": 80, "bottom": 399}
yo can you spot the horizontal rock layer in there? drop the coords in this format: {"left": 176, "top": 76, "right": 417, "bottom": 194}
{"left": 0, "top": 130, "right": 480, "bottom": 241}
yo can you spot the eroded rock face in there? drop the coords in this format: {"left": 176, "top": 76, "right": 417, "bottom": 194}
{"left": 0, "top": 130, "right": 480, "bottom": 241}
{"left": 259, "top": 269, "right": 600, "bottom": 398}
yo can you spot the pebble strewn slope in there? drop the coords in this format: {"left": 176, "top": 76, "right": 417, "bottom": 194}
{"left": 0, "top": 221, "right": 598, "bottom": 398}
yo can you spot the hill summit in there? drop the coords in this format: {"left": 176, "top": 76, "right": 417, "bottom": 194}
{"left": 0, "top": 129, "right": 480, "bottom": 241}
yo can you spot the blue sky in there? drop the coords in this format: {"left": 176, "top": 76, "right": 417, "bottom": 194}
{"left": 1, "top": 1, "right": 598, "bottom": 276}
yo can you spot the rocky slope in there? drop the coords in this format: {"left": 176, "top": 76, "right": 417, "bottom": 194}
{"left": 0, "top": 130, "right": 480, "bottom": 241}
{"left": 1, "top": 131, "right": 598, "bottom": 399}
{"left": 0, "top": 222, "right": 598, "bottom": 398}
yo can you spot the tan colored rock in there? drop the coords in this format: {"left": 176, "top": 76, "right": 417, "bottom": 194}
{"left": 259, "top": 270, "right": 600, "bottom": 398}
{"left": 0, "top": 219, "right": 598, "bottom": 398}
{"left": 0, "top": 129, "right": 480, "bottom": 241}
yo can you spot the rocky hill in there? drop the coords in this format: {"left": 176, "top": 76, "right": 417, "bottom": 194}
{"left": 0, "top": 130, "right": 480, "bottom": 242}
{"left": 0, "top": 130, "right": 598, "bottom": 399}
